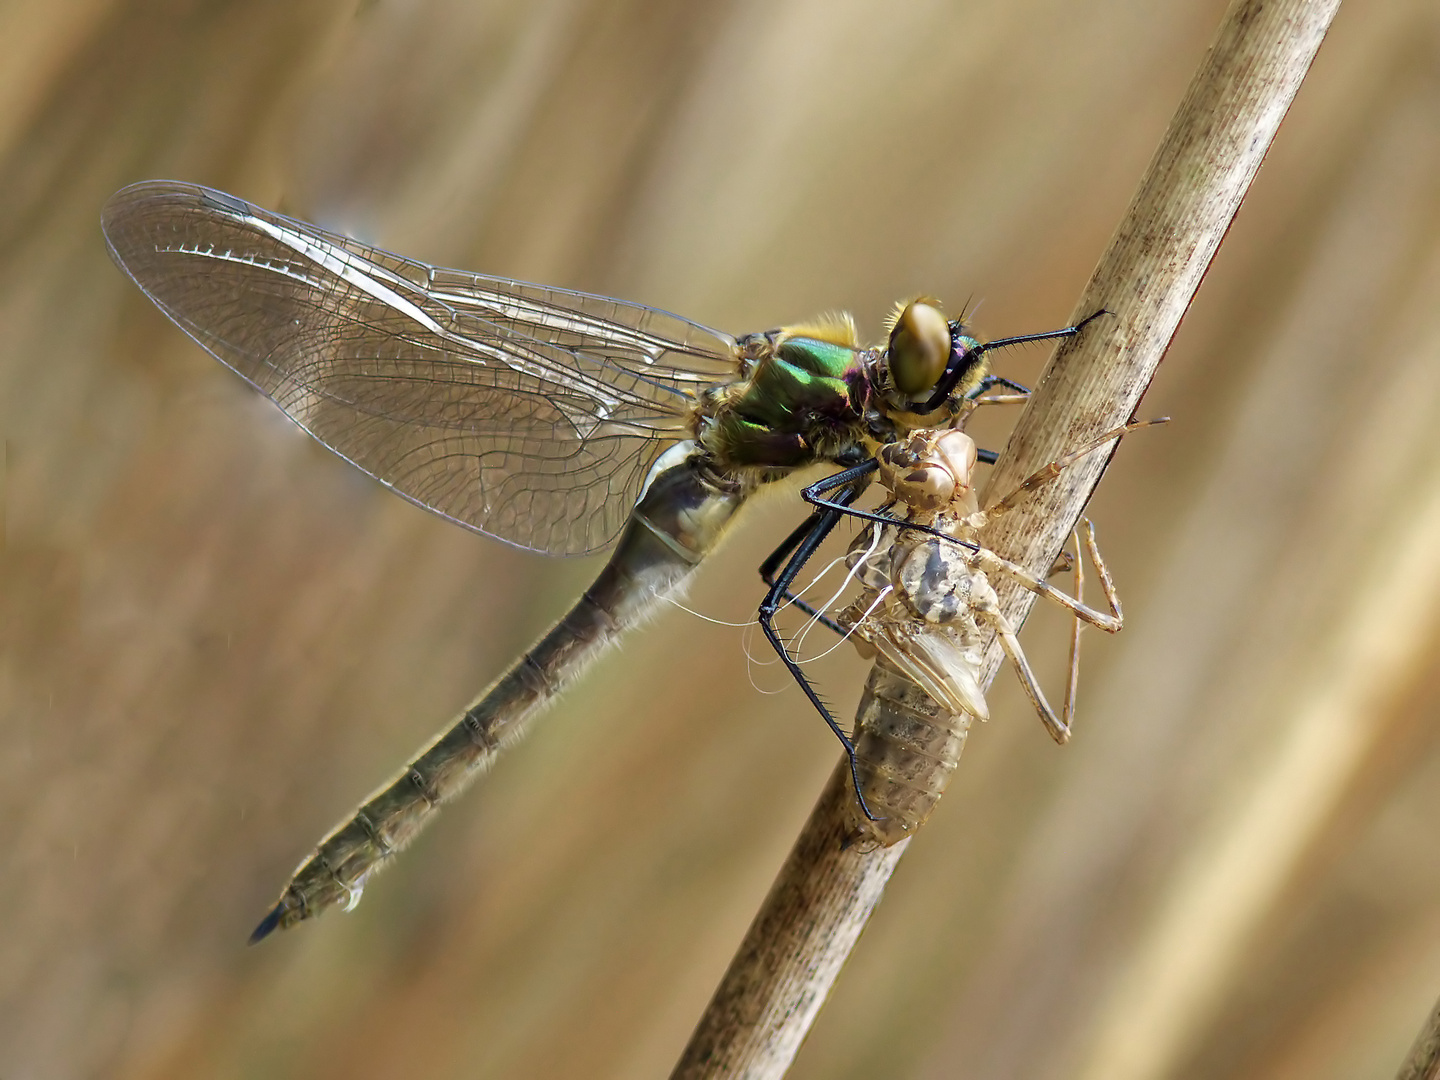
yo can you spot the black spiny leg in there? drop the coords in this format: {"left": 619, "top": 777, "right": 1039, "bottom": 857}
{"left": 758, "top": 460, "right": 884, "bottom": 821}
{"left": 966, "top": 375, "right": 1031, "bottom": 399}
{"left": 916, "top": 308, "right": 1108, "bottom": 413}
{"left": 762, "top": 446, "right": 996, "bottom": 636}
{"left": 802, "top": 469, "right": 983, "bottom": 555}
{"left": 759, "top": 509, "right": 849, "bottom": 635}
{"left": 761, "top": 445, "right": 999, "bottom": 643}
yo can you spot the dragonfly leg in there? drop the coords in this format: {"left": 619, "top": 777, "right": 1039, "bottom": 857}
{"left": 970, "top": 519, "right": 1118, "bottom": 741}
{"left": 965, "top": 374, "right": 1031, "bottom": 399}
{"left": 916, "top": 309, "right": 1108, "bottom": 413}
{"left": 758, "top": 470, "right": 884, "bottom": 822}
{"left": 972, "top": 592, "right": 1069, "bottom": 743}
{"left": 1055, "top": 518, "right": 1125, "bottom": 730}
{"left": 802, "top": 459, "right": 984, "bottom": 556}
{"left": 979, "top": 308, "right": 1109, "bottom": 356}
{"left": 1077, "top": 518, "right": 1123, "bottom": 626}
{"left": 768, "top": 453, "right": 994, "bottom": 636}
{"left": 970, "top": 394, "right": 1031, "bottom": 408}
{"left": 1062, "top": 526, "right": 1084, "bottom": 733}
{"left": 758, "top": 510, "right": 849, "bottom": 636}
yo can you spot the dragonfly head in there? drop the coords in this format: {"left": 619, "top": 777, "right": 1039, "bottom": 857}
{"left": 880, "top": 299, "right": 989, "bottom": 416}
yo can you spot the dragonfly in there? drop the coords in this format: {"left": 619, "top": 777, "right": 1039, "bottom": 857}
{"left": 835, "top": 419, "right": 1162, "bottom": 846}
{"left": 101, "top": 180, "right": 1104, "bottom": 941}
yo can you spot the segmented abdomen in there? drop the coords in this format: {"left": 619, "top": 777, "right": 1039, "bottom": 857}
{"left": 846, "top": 658, "right": 972, "bottom": 847}
{"left": 252, "top": 451, "right": 745, "bottom": 938}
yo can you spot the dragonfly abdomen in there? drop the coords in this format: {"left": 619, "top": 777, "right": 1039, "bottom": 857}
{"left": 251, "top": 449, "right": 747, "bottom": 940}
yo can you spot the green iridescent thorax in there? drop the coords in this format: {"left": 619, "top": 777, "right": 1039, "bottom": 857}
{"left": 699, "top": 335, "right": 873, "bottom": 470}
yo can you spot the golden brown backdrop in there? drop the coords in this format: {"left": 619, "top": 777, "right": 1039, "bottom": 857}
{"left": 5, "top": 1, "right": 1440, "bottom": 1077}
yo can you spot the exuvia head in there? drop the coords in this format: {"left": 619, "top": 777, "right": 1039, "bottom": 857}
{"left": 876, "top": 428, "right": 979, "bottom": 514}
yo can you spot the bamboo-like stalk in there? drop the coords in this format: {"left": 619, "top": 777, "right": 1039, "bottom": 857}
{"left": 669, "top": 1, "right": 1342, "bottom": 1076}
{"left": 1397, "top": 993, "right": 1440, "bottom": 1080}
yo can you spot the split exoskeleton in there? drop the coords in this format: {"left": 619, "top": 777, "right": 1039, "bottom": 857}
{"left": 836, "top": 423, "right": 1149, "bottom": 847}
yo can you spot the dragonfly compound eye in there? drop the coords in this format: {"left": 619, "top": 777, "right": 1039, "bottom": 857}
{"left": 887, "top": 300, "right": 951, "bottom": 396}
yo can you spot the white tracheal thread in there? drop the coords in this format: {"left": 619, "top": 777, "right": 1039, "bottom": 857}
{"left": 790, "top": 523, "right": 888, "bottom": 661}
{"left": 655, "top": 595, "right": 778, "bottom": 697}
{"left": 660, "top": 596, "right": 753, "bottom": 629}
{"left": 799, "top": 586, "right": 892, "bottom": 664}
{"left": 746, "top": 519, "right": 892, "bottom": 692}
{"left": 663, "top": 536, "right": 876, "bottom": 656}
{"left": 742, "top": 625, "right": 787, "bottom": 697}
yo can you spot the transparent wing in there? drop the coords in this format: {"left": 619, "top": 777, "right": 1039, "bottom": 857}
{"left": 101, "top": 180, "right": 740, "bottom": 555}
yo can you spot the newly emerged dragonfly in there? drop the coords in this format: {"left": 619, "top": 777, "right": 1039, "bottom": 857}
{"left": 102, "top": 181, "right": 1103, "bottom": 940}
{"left": 836, "top": 420, "right": 1160, "bottom": 846}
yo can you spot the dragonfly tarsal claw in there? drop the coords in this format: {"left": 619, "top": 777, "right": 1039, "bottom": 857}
{"left": 846, "top": 752, "right": 886, "bottom": 823}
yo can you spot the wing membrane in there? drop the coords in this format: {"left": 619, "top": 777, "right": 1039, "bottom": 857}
{"left": 101, "top": 180, "right": 739, "bottom": 554}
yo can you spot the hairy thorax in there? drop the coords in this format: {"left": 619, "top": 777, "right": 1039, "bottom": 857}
{"left": 692, "top": 315, "right": 881, "bottom": 476}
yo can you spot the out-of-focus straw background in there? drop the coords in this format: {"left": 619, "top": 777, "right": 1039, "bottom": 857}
{"left": 4, "top": 0, "right": 1440, "bottom": 1077}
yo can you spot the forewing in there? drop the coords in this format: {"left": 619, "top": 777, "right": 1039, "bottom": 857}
{"left": 101, "top": 180, "right": 740, "bottom": 554}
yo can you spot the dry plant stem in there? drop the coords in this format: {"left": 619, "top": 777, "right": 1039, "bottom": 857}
{"left": 669, "top": 2, "right": 1340, "bottom": 1077}
{"left": 1397, "top": 993, "right": 1440, "bottom": 1080}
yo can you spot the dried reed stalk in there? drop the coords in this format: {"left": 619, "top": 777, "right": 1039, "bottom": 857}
{"left": 1397, "top": 993, "right": 1440, "bottom": 1080}
{"left": 669, "top": 1, "right": 1342, "bottom": 1076}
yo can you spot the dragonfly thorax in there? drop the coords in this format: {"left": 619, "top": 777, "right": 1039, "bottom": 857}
{"left": 693, "top": 303, "right": 991, "bottom": 480}
{"left": 695, "top": 320, "right": 877, "bottom": 472}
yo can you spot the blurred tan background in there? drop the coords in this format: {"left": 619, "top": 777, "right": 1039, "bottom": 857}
{"left": 4, "top": 0, "right": 1440, "bottom": 1077}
